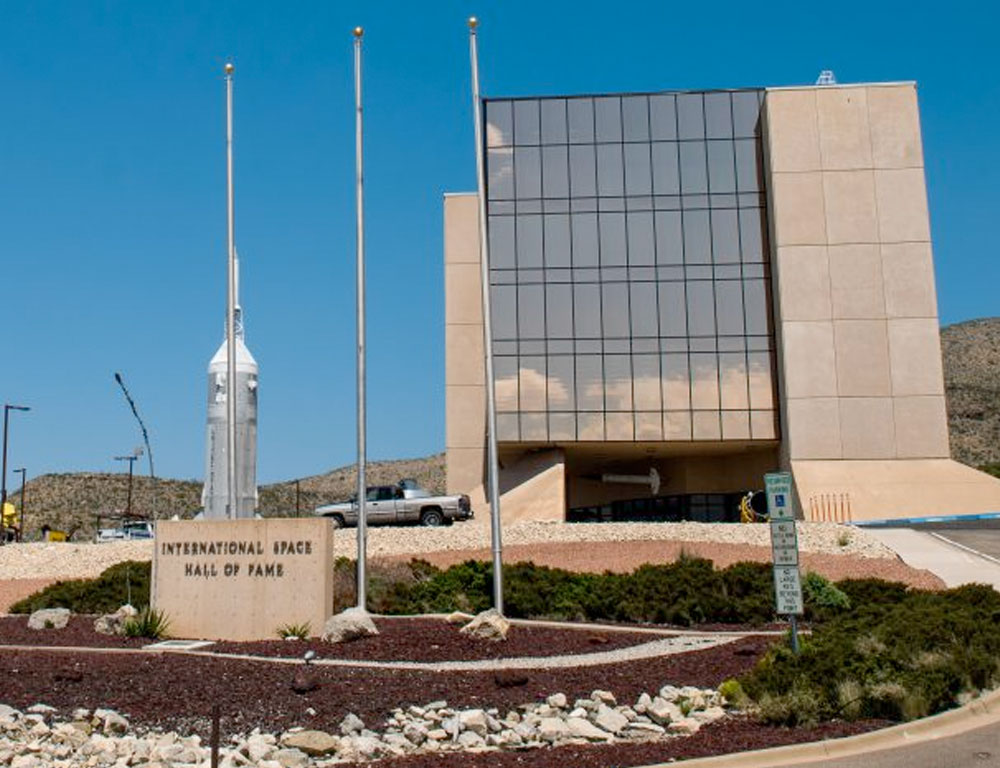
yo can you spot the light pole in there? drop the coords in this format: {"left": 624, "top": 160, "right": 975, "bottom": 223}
{"left": 1, "top": 404, "right": 31, "bottom": 546}
{"left": 13, "top": 468, "right": 25, "bottom": 541}
{"left": 114, "top": 450, "right": 142, "bottom": 518}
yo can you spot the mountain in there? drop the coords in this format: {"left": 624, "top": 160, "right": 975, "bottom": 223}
{"left": 941, "top": 317, "right": 1000, "bottom": 470}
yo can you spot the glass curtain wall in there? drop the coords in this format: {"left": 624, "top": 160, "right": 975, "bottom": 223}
{"left": 484, "top": 89, "right": 778, "bottom": 442}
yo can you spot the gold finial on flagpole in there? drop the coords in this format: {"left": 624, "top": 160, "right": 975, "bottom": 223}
{"left": 468, "top": 16, "right": 478, "bottom": 29}
{"left": 353, "top": 26, "right": 364, "bottom": 38}
{"left": 224, "top": 62, "right": 234, "bottom": 75}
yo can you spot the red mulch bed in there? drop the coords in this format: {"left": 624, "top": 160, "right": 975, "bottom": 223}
{"left": 0, "top": 636, "right": 774, "bottom": 737}
{"left": 0, "top": 615, "right": 147, "bottom": 648}
{"left": 210, "top": 618, "right": 667, "bottom": 661}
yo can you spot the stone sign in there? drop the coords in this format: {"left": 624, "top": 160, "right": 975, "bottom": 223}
{"left": 152, "top": 518, "right": 333, "bottom": 641}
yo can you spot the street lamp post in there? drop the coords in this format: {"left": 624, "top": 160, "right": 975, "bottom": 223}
{"left": 13, "top": 468, "right": 25, "bottom": 541}
{"left": 1, "top": 404, "right": 31, "bottom": 546}
{"left": 114, "top": 452, "right": 140, "bottom": 518}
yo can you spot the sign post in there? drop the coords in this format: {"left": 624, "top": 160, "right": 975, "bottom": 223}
{"left": 765, "top": 472, "right": 802, "bottom": 653}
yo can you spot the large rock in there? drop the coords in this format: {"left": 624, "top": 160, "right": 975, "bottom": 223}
{"left": 459, "top": 608, "right": 510, "bottom": 642}
{"left": 93, "top": 605, "right": 138, "bottom": 636}
{"left": 321, "top": 607, "right": 379, "bottom": 644}
{"left": 281, "top": 730, "right": 339, "bottom": 756}
{"left": 538, "top": 717, "right": 570, "bottom": 743}
{"left": 458, "top": 709, "right": 488, "bottom": 737}
{"left": 27, "top": 608, "right": 70, "bottom": 630}
{"left": 566, "top": 717, "right": 613, "bottom": 742}
{"left": 592, "top": 704, "right": 629, "bottom": 735}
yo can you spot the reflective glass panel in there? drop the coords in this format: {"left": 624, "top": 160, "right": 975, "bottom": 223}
{"left": 676, "top": 93, "right": 705, "bottom": 139}
{"left": 604, "top": 355, "right": 633, "bottom": 410}
{"left": 627, "top": 211, "right": 655, "bottom": 265}
{"left": 704, "top": 92, "right": 733, "bottom": 139}
{"left": 486, "top": 101, "right": 513, "bottom": 147}
{"left": 567, "top": 98, "right": 595, "bottom": 143}
{"left": 649, "top": 94, "right": 677, "bottom": 140}
{"left": 540, "top": 99, "right": 567, "bottom": 144}
{"left": 487, "top": 148, "right": 514, "bottom": 199}
{"left": 488, "top": 215, "right": 515, "bottom": 268}
{"left": 548, "top": 356, "right": 575, "bottom": 410}
{"left": 494, "top": 356, "right": 518, "bottom": 411}
{"left": 594, "top": 97, "right": 622, "bottom": 142}
{"left": 514, "top": 146, "right": 541, "bottom": 198}
{"left": 624, "top": 143, "right": 653, "bottom": 196}
{"left": 571, "top": 213, "right": 599, "bottom": 266}
{"left": 622, "top": 96, "right": 650, "bottom": 141}
{"left": 596, "top": 144, "right": 624, "bottom": 196}
{"left": 630, "top": 281, "right": 658, "bottom": 337}
{"left": 544, "top": 214, "right": 571, "bottom": 267}
{"left": 513, "top": 100, "right": 540, "bottom": 145}
{"left": 549, "top": 412, "right": 576, "bottom": 440}
{"left": 651, "top": 143, "right": 680, "bottom": 195}
{"left": 542, "top": 146, "right": 569, "bottom": 198}
{"left": 683, "top": 210, "right": 711, "bottom": 264}
{"left": 491, "top": 284, "right": 516, "bottom": 339}
{"left": 546, "top": 283, "right": 573, "bottom": 338}
{"left": 707, "top": 141, "right": 736, "bottom": 193}
{"left": 719, "top": 352, "right": 749, "bottom": 409}
{"left": 661, "top": 353, "right": 690, "bottom": 409}
{"left": 633, "top": 354, "right": 661, "bottom": 410}
{"left": 520, "top": 413, "right": 547, "bottom": 440}
{"left": 516, "top": 214, "right": 543, "bottom": 268}
{"left": 686, "top": 280, "right": 716, "bottom": 336}
{"left": 601, "top": 282, "right": 629, "bottom": 337}
{"left": 569, "top": 145, "right": 597, "bottom": 196}
{"left": 655, "top": 211, "right": 683, "bottom": 264}
{"left": 598, "top": 212, "right": 627, "bottom": 266}
{"left": 659, "top": 281, "right": 687, "bottom": 337}
{"left": 573, "top": 283, "right": 601, "bottom": 337}
{"left": 517, "top": 284, "right": 544, "bottom": 340}
{"left": 518, "top": 356, "right": 546, "bottom": 410}
{"left": 576, "top": 355, "right": 604, "bottom": 410}
{"left": 679, "top": 142, "right": 708, "bottom": 194}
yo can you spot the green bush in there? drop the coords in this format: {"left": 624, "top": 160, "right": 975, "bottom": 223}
{"left": 123, "top": 607, "right": 170, "bottom": 639}
{"left": 10, "top": 561, "right": 151, "bottom": 614}
{"left": 739, "top": 582, "right": 1000, "bottom": 725}
{"left": 802, "top": 571, "right": 851, "bottom": 622}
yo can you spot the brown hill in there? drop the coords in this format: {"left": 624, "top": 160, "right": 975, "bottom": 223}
{"left": 941, "top": 317, "right": 1000, "bottom": 470}
{"left": 10, "top": 453, "right": 445, "bottom": 541}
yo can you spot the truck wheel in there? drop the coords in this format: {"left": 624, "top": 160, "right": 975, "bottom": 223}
{"left": 330, "top": 515, "right": 346, "bottom": 529}
{"left": 420, "top": 508, "right": 444, "bottom": 527}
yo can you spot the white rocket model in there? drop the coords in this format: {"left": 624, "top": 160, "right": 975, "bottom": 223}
{"left": 202, "top": 257, "right": 258, "bottom": 519}
{"left": 202, "top": 62, "right": 258, "bottom": 519}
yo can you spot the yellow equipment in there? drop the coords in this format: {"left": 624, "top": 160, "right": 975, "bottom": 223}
{"left": 1, "top": 501, "right": 19, "bottom": 529}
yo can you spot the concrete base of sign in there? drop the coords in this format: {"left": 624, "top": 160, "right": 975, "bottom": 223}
{"left": 152, "top": 518, "right": 333, "bottom": 641}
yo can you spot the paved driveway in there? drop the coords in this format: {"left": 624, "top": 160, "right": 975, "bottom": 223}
{"left": 782, "top": 721, "right": 1000, "bottom": 767}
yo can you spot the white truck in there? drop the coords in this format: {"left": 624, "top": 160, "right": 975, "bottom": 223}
{"left": 314, "top": 479, "right": 473, "bottom": 528}
{"left": 95, "top": 520, "right": 154, "bottom": 542}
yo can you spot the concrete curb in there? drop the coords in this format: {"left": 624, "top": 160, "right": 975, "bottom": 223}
{"left": 639, "top": 687, "right": 1000, "bottom": 768}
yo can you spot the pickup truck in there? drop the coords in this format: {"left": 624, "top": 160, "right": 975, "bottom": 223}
{"left": 95, "top": 520, "right": 154, "bottom": 542}
{"left": 314, "top": 479, "right": 473, "bottom": 528}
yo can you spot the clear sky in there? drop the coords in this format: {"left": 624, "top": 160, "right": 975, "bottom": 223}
{"left": 1, "top": 0, "right": 997, "bottom": 486}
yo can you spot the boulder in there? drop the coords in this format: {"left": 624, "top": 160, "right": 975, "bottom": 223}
{"left": 273, "top": 748, "right": 308, "bottom": 768}
{"left": 546, "top": 693, "right": 567, "bottom": 709}
{"left": 93, "top": 605, "right": 138, "bottom": 636}
{"left": 592, "top": 705, "right": 629, "bottom": 735}
{"left": 646, "top": 697, "right": 681, "bottom": 726}
{"left": 565, "top": 717, "right": 612, "bottom": 742}
{"left": 339, "top": 713, "right": 365, "bottom": 736}
{"left": 280, "top": 730, "right": 339, "bottom": 756}
{"left": 321, "top": 607, "right": 379, "bottom": 644}
{"left": 457, "top": 731, "right": 485, "bottom": 748}
{"left": 458, "top": 709, "right": 488, "bottom": 737}
{"left": 290, "top": 671, "right": 318, "bottom": 694}
{"left": 459, "top": 608, "right": 510, "bottom": 642}
{"left": 538, "top": 717, "right": 570, "bottom": 743}
{"left": 27, "top": 608, "right": 70, "bottom": 631}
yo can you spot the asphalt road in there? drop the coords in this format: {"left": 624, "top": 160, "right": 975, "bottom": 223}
{"left": 932, "top": 529, "right": 1000, "bottom": 560}
{"left": 783, "top": 721, "right": 1000, "bottom": 768}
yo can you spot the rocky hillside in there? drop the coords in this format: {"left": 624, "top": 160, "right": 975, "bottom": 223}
{"left": 11, "top": 454, "right": 445, "bottom": 540}
{"left": 942, "top": 318, "right": 1000, "bottom": 469}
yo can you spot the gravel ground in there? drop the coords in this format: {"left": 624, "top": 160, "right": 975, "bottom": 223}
{"left": 0, "top": 636, "right": 774, "bottom": 736}
{"left": 0, "top": 520, "right": 892, "bottom": 581}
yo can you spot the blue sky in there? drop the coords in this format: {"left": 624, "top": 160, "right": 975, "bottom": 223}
{"left": 1, "top": 0, "right": 997, "bottom": 485}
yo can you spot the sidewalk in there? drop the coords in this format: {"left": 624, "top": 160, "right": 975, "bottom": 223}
{"left": 865, "top": 528, "right": 1000, "bottom": 589}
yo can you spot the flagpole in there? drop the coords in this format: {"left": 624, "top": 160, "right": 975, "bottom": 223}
{"left": 468, "top": 17, "right": 504, "bottom": 614}
{"left": 353, "top": 26, "right": 368, "bottom": 610}
{"left": 224, "top": 62, "right": 238, "bottom": 520}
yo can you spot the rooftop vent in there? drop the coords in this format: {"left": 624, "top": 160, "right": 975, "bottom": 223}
{"left": 816, "top": 70, "right": 837, "bottom": 85}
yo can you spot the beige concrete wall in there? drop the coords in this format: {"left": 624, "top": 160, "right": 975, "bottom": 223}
{"left": 445, "top": 193, "right": 488, "bottom": 497}
{"left": 152, "top": 518, "right": 334, "bottom": 641}
{"left": 764, "top": 83, "right": 948, "bottom": 465}
{"left": 793, "top": 459, "right": 1000, "bottom": 521}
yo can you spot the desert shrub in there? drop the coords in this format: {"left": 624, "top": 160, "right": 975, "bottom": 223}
{"left": 802, "top": 572, "right": 851, "bottom": 622}
{"left": 740, "top": 582, "right": 1000, "bottom": 725}
{"left": 122, "top": 607, "right": 170, "bottom": 639}
{"left": 276, "top": 621, "right": 312, "bottom": 640}
{"left": 10, "top": 560, "right": 151, "bottom": 614}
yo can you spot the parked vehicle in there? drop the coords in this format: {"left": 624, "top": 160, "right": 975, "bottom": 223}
{"left": 314, "top": 479, "right": 473, "bottom": 528}
{"left": 95, "top": 520, "right": 154, "bottom": 542}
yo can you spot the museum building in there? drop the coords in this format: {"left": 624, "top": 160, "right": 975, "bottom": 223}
{"left": 444, "top": 81, "right": 1000, "bottom": 523}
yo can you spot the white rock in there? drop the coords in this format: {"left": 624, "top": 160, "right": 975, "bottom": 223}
{"left": 458, "top": 709, "right": 488, "bottom": 737}
{"left": 591, "top": 690, "right": 616, "bottom": 706}
{"left": 668, "top": 718, "right": 701, "bottom": 735}
{"left": 0, "top": 704, "right": 19, "bottom": 723}
{"left": 647, "top": 697, "right": 682, "bottom": 725}
{"left": 339, "top": 713, "right": 365, "bottom": 736}
{"left": 26, "top": 704, "right": 56, "bottom": 715}
{"left": 634, "top": 692, "right": 652, "bottom": 714}
{"left": 459, "top": 608, "right": 510, "bottom": 642}
{"left": 545, "top": 693, "right": 567, "bottom": 709}
{"left": 321, "top": 607, "right": 378, "bottom": 644}
{"left": 280, "top": 730, "right": 339, "bottom": 756}
{"left": 624, "top": 721, "right": 665, "bottom": 735}
{"left": 445, "top": 611, "right": 474, "bottom": 624}
{"left": 536, "top": 716, "right": 569, "bottom": 743}
{"left": 403, "top": 722, "right": 427, "bottom": 745}
{"left": 457, "top": 731, "right": 485, "bottom": 748}
{"left": 426, "top": 729, "right": 448, "bottom": 741}
{"left": 274, "top": 748, "right": 309, "bottom": 768}
{"left": 592, "top": 705, "right": 629, "bottom": 735}
{"left": 27, "top": 608, "right": 70, "bottom": 630}
{"left": 692, "top": 706, "right": 726, "bottom": 724}
{"left": 565, "top": 717, "right": 613, "bottom": 742}
{"left": 93, "top": 605, "right": 138, "bottom": 636}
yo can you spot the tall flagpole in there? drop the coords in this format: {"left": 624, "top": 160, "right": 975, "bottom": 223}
{"left": 353, "top": 27, "right": 368, "bottom": 610}
{"left": 468, "top": 17, "right": 504, "bottom": 614}
{"left": 224, "top": 62, "right": 238, "bottom": 520}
